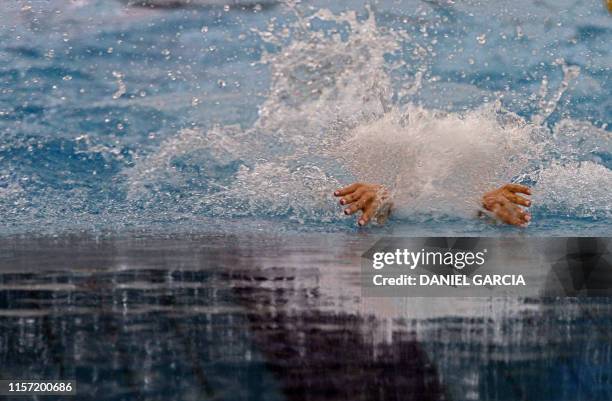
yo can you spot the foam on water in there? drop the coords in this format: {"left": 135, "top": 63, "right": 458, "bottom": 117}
{"left": 125, "top": 5, "right": 611, "bottom": 225}
{"left": 535, "top": 161, "right": 612, "bottom": 219}
{"left": 0, "top": 1, "right": 610, "bottom": 234}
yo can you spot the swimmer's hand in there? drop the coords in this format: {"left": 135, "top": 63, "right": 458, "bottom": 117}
{"left": 481, "top": 184, "right": 532, "bottom": 227}
{"left": 334, "top": 183, "right": 392, "bottom": 227}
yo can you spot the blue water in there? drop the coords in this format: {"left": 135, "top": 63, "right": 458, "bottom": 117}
{"left": 0, "top": 0, "right": 611, "bottom": 236}
{"left": 1, "top": 3, "right": 611, "bottom": 400}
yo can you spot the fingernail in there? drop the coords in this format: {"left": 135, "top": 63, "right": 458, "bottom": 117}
{"left": 526, "top": 200, "right": 531, "bottom": 206}
{"left": 344, "top": 209, "right": 350, "bottom": 215}
{"left": 334, "top": 191, "right": 339, "bottom": 196}
{"left": 340, "top": 199, "right": 345, "bottom": 205}
{"left": 525, "top": 214, "right": 531, "bottom": 221}
{"left": 358, "top": 220, "right": 365, "bottom": 226}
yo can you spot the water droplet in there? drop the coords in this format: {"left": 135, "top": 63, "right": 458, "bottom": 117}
{"left": 476, "top": 34, "right": 487, "bottom": 45}
{"left": 515, "top": 26, "right": 524, "bottom": 39}
{"left": 201, "top": 26, "right": 208, "bottom": 33}
{"left": 62, "top": 75, "right": 72, "bottom": 81}
{"left": 217, "top": 79, "right": 226, "bottom": 88}
{"left": 112, "top": 71, "right": 127, "bottom": 99}
{"left": 223, "top": 4, "right": 230, "bottom": 12}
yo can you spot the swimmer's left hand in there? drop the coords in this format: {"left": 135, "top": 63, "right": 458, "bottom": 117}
{"left": 334, "top": 182, "right": 392, "bottom": 227}
{"left": 482, "top": 184, "right": 532, "bottom": 227}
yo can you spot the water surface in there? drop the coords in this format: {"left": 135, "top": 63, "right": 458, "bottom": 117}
{"left": 1, "top": 234, "right": 611, "bottom": 400}
{"left": 0, "top": 0, "right": 610, "bottom": 235}
{"left": 0, "top": 2, "right": 611, "bottom": 399}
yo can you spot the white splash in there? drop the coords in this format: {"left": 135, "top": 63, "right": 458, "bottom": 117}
{"left": 340, "top": 103, "right": 538, "bottom": 218}
{"left": 126, "top": 5, "right": 611, "bottom": 223}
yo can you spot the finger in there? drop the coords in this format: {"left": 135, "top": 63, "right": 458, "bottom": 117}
{"left": 334, "top": 183, "right": 361, "bottom": 197}
{"left": 505, "top": 193, "right": 531, "bottom": 207}
{"left": 511, "top": 205, "right": 531, "bottom": 226}
{"left": 491, "top": 201, "right": 523, "bottom": 226}
{"left": 504, "top": 184, "right": 531, "bottom": 195}
{"left": 344, "top": 195, "right": 374, "bottom": 215}
{"left": 358, "top": 203, "right": 377, "bottom": 226}
{"left": 344, "top": 199, "right": 364, "bottom": 215}
{"left": 516, "top": 207, "right": 532, "bottom": 223}
{"left": 497, "top": 207, "right": 523, "bottom": 226}
{"left": 504, "top": 204, "right": 531, "bottom": 226}
{"left": 340, "top": 187, "right": 366, "bottom": 205}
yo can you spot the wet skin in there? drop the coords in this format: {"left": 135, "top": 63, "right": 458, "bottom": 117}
{"left": 333, "top": 183, "right": 392, "bottom": 227}
{"left": 481, "top": 183, "right": 532, "bottom": 227}
{"left": 334, "top": 183, "right": 532, "bottom": 227}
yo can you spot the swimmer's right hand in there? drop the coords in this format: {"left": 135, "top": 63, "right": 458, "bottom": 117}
{"left": 334, "top": 183, "right": 392, "bottom": 227}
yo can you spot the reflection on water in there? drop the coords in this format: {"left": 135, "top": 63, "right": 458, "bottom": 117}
{"left": 0, "top": 235, "right": 610, "bottom": 400}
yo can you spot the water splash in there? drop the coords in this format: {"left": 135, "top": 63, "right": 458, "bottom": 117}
{"left": 533, "top": 59, "right": 581, "bottom": 125}
{"left": 112, "top": 71, "right": 127, "bottom": 100}
{"left": 339, "top": 103, "right": 538, "bottom": 218}
{"left": 1, "top": 2, "right": 610, "bottom": 234}
{"left": 534, "top": 161, "right": 612, "bottom": 219}
{"left": 125, "top": 5, "right": 609, "bottom": 225}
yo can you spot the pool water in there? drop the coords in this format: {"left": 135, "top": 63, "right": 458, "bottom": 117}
{"left": 0, "top": 0, "right": 610, "bottom": 235}
{"left": 0, "top": 1, "right": 611, "bottom": 400}
{"left": 1, "top": 234, "right": 611, "bottom": 401}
